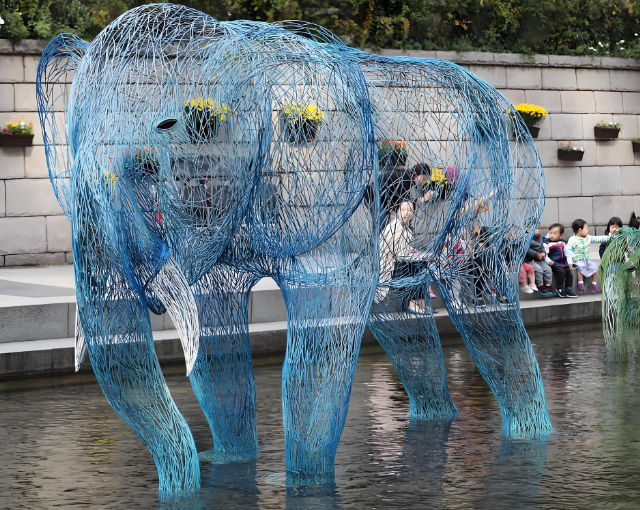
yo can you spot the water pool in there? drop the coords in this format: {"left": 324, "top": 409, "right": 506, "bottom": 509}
{"left": 1, "top": 325, "right": 639, "bottom": 509}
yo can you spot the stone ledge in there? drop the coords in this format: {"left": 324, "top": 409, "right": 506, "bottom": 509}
{"left": 2, "top": 38, "right": 639, "bottom": 69}
{"left": 375, "top": 49, "right": 640, "bottom": 69}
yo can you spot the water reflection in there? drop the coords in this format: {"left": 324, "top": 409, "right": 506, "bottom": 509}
{"left": 1, "top": 326, "right": 640, "bottom": 508}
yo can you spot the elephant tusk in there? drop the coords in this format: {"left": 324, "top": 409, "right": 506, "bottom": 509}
{"left": 148, "top": 257, "right": 200, "bottom": 376}
{"left": 75, "top": 307, "right": 88, "bottom": 372}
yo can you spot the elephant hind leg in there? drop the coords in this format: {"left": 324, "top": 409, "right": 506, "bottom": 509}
{"left": 369, "top": 282, "right": 457, "bottom": 421}
{"left": 81, "top": 293, "right": 200, "bottom": 496}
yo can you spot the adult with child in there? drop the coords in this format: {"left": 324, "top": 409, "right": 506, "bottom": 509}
{"left": 543, "top": 223, "right": 578, "bottom": 298}
{"left": 525, "top": 226, "right": 555, "bottom": 296}
{"left": 567, "top": 219, "right": 608, "bottom": 293}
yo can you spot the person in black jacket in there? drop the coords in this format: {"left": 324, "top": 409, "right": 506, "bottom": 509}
{"left": 599, "top": 217, "right": 623, "bottom": 259}
{"left": 525, "top": 225, "right": 555, "bottom": 296}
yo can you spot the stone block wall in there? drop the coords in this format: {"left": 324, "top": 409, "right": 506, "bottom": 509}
{"left": 0, "top": 40, "right": 71, "bottom": 266}
{"left": 1, "top": 42, "right": 640, "bottom": 266}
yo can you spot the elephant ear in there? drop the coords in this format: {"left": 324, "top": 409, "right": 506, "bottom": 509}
{"left": 37, "top": 33, "right": 88, "bottom": 220}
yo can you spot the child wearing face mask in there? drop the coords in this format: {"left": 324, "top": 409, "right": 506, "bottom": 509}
{"left": 543, "top": 223, "right": 578, "bottom": 299}
{"left": 567, "top": 219, "right": 609, "bottom": 293}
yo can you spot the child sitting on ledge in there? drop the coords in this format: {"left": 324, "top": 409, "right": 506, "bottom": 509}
{"left": 567, "top": 219, "right": 608, "bottom": 293}
{"left": 543, "top": 223, "right": 578, "bottom": 299}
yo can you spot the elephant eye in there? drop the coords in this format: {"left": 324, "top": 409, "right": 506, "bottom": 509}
{"left": 156, "top": 118, "right": 178, "bottom": 131}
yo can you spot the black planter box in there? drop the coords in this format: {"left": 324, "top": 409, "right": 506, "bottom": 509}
{"left": 558, "top": 149, "right": 584, "bottom": 161}
{"left": 379, "top": 151, "right": 408, "bottom": 170}
{"left": 632, "top": 141, "right": 640, "bottom": 153}
{"left": 527, "top": 125, "right": 540, "bottom": 138}
{"left": 281, "top": 119, "right": 319, "bottom": 144}
{"left": 594, "top": 126, "right": 620, "bottom": 139}
{"left": 0, "top": 134, "right": 33, "bottom": 147}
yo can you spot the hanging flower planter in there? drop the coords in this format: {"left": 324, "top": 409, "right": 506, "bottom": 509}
{"left": 282, "top": 118, "right": 319, "bottom": 143}
{"left": 594, "top": 121, "right": 621, "bottom": 139}
{"left": 514, "top": 103, "right": 548, "bottom": 139}
{"left": 378, "top": 140, "right": 408, "bottom": 169}
{"left": 183, "top": 99, "right": 230, "bottom": 144}
{"left": 281, "top": 102, "right": 324, "bottom": 144}
{"left": 1, "top": 119, "right": 34, "bottom": 147}
{"left": 633, "top": 136, "right": 640, "bottom": 153}
{"left": 558, "top": 141, "right": 584, "bottom": 161}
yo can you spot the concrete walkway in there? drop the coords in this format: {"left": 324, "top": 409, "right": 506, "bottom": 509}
{"left": 0, "top": 264, "right": 602, "bottom": 379}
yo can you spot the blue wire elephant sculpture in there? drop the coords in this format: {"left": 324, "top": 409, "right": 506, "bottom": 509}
{"left": 37, "top": 3, "right": 550, "bottom": 498}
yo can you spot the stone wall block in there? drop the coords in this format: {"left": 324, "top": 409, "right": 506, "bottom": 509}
{"left": 601, "top": 57, "right": 640, "bottom": 69}
{"left": 24, "top": 145, "right": 49, "bottom": 178}
{"left": 13, "top": 84, "right": 37, "bottom": 111}
{"left": 610, "top": 70, "right": 640, "bottom": 91}
{"left": 622, "top": 93, "right": 640, "bottom": 114}
{"left": 5, "top": 179, "right": 63, "bottom": 216}
{"left": 469, "top": 65, "right": 506, "bottom": 88}
{"left": 435, "top": 51, "right": 457, "bottom": 61}
{"left": 405, "top": 50, "right": 437, "bottom": 58}
{"left": 540, "top": 197, "right": 559, "bottom": 227}
{"left": 581, "top": 166, "right": 622, "bottom": 196}
{"left": 534, "top": 116, "right": 551, "bottom": 140}
{"left": 46, "top": 215, "right": 72, "bottom": 252}
{"left": 5, "top": 252, "right": 66, "bottom": 266}
{"left": 550, "top": 114, "right": 584, "bottom": 140}
{"left": 498, "top": 89, "right": 525, "bottom": 105}
{"left": 0, "top": 56, "right": 24, "bottom": 82}
{"left": 582, "top": 114, "right": 613, "bottom": 139}
{"left": 0, "top": 84, "right": 14, "bottom": 111}
{"left": 0, "top": 39, "right": 12, "bottom": 52}
{"left": 524, "top": 90, "right": 561, "bottom": 113}
{"left": 549, "top": 55, "right": 601, "bottom": 68}
{"left": 576, "top": 69, "right": 611, "bottom": 90}
{"left": 506, "top": 67, "right": 541, "bottom": 89}
{"left": 558, "top": 197, "right": 593, "bottom": 225}
{"left": 13, "top": 40, "right": 48, "bottom": 54}
{"left": 0, "top": 148, "right": 25, "bottom": 179}
{"left": 542, "top": 68, "right": 577, "bottom": 90}
{"left": 23, "top": 55, "right": 40, "bottom": 83}
{"left": 632, "top": 196, "right": 640, "bottom": 214}
{"left": 544, "top": 167, "right": 582, "bottom": 197}
{"left": 621, "top": 167, "right": 640, "bottom": 195}
{"left": 0, "top": 180, "right": 4, "bottom": 217}
{"left": 596, "top": 140, "right": 635, "bottom": 166}
{"left": 0, "top": 216, "right": 46, "bottom": 255}
{"left": 594, "top": 91, "right": 623, "bottom": 113}
{"left": 593, "top": 195, "right": 634, "bottom": 224}
{"left": 560, "top": 91, "right": 596, "bottom": 113}
{"left": 611, "top": 115, "right": 640, "bottom": 139}
{"left": 534, "top": 141, "right": 559, "bottom": 167}
{"left": 458, "top": 52, "right": 495, "bottom": 63}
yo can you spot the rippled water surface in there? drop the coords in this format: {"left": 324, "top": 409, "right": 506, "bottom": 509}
{"left": 2, "top": 326, "right": 640, "bottom": 509}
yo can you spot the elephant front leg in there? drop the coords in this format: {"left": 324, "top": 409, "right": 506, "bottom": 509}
{"left": 278, "top": 271, "right": 374, "bottom": 481}
{"left": 80, "top": 288, "right": 200, "bottom": 496}
{"left": 435, "top": 277, "right": 551, "bottom": 438}
{"left": 369, "top": 281, "right": 457, "bottom": 421}
{"left": 189, "top": 265, "right": 258, "bottom": 461}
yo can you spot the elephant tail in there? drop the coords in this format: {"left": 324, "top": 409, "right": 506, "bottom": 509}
{"left": 37, "top": 33, "right": 88, "bottom": 220}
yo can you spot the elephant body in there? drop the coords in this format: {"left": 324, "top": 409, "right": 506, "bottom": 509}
{"left": 38, "top": 4, "right": 550, "bottom": 499}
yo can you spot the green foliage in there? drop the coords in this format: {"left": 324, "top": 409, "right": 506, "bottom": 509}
{"left": 2, "top": 0, "right": 640, "bottom": 57}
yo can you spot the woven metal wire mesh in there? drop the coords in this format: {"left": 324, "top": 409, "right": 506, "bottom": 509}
{"left": 601, "top": 227, "right": 640, "bottom": 360}
{"left": 37, "top": 3, "right": 550, "bottom": 496}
